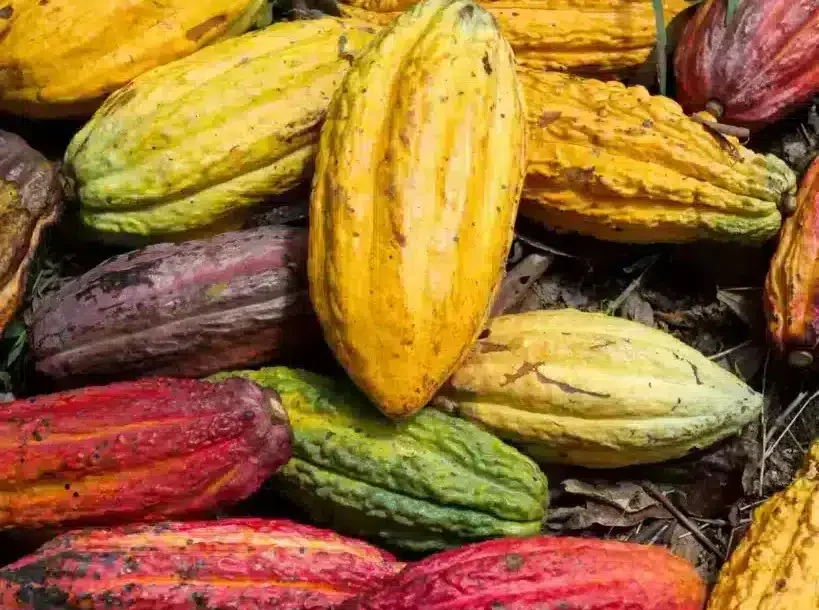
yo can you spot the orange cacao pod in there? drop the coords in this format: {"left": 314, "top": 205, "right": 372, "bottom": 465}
{"left": 0, "top": 377, "right": 291, "bottom": 528}
{"left": 0, "top": 519, "right": 402, "bottom": 609}
{"left": 340, "top": 536, "right": 706, "bottom": 610}
{"left": 765, "top": 156, "right": 819, "bottom": 368}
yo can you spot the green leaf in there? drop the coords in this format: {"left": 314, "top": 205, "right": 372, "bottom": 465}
{"left": 725, "top": 0, "right": 740, "bottom": 25}
{"left": 651, "top": 0, "right": 667, "bottom": 95}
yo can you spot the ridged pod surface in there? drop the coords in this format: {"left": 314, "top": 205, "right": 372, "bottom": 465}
{"left": 0, "top": 0, "right": 269, "bottom": 119}
{"left": 765, "top": 157, "right": 819, "bottom": 369}
{"left": 309, "top": 0, "right": 526, "bottom": 418}
{"left": 0, "top": 377, "right": 291, "bottom": 528}
{"left": 63, "top": 18, "right": 377, "bottom": 245}
{"left": 210, "top": 367, "right": 548, "bottom": 552}
{"left": 519, "top": 69, "right": 797, "bottom": 244}
{"left": 0, "top": 519, "right": 402, "bottom": 609}
{"left": 336, "top": 0, "right": 693, "bottom": 76}
{"left": 435, "top": 309, "right": 762, "bottom": 468}
{"left": 708, "top": 441, "right": 819, "bottom": 610}
{"left": 30, "top": 226, "right": 318, "bottom": 382}
{"left": 339, "top": 535, "right": 706, "bottom": 610}
{"left": 675, "top": 0, "right": 819, "bottom": 130}
{"left": 0, "top": 130, "right": 61, "bottom": 335}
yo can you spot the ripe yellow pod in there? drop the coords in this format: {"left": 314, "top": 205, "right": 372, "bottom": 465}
{"left": 0, "top": 0, "right": 270, "bottom": 118}
{"left": 308, "top": 0, "right": 526, "bottom": 418}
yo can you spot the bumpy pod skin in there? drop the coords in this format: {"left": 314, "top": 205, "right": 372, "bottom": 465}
{"left": 435, "top": 309, "right": 762, "bottom": 468}
{"left": 708, "top": 442, "right": 819, "bottom": 610}
{"left": 675, "top": 0, "right": 819, "bottom": 131}
{"left": 210, "top": 367, "right": 547, "bottom": 552}
{"left": 63, "top": 19, "right": 377, "bottom": 245}
{"left": 0, "top": 518, "right": 402, "bottom": 610}
{"left": 339, "top": 535, "right": 706, "bottom": 610}
{"left": 765, "top": 158, "right": 819, "bottom": 369}
{"left": 0, "top": 377, "right": 292, "bottom": 528}
{"left": 0, "top": 130, "right": 62, "bottom": 335}
{"left": 30, "top": 226, "right": 318, "bottom": 382}
{"left": 337, "top": 0, "right": 692, "bottom": 76}
{"left": 309, "top": 0, "right": 526, "bottom": 419}
{"left": 0, "top": 0, "right": 269, "bottom": 119}
{"left": 519, "top": 70, "right": 796, "bottom": 244}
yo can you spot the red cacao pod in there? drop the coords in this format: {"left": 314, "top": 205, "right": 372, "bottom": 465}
{"left": 765, "top": 156, "right": 819, "bottom": 368}
{"left": 674, "top": 0, "right": 819, "bottom": 130}
{"left": 0, "top": 130, "right": 62, "bottom": 335}
{"left": 0, "top": 377, "right": 291, "bottom": 528}
{"left": 0, "top": 518, "right": 402, "bottom": 609}
{"left": 30, "top": 226, "right": 319, "bottom": 382}
{"left": 340, "top": 536, "right": 706, "bottom": 610}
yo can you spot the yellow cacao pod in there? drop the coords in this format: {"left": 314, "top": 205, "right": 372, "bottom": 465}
{"left": 308, "top": 0, "right": 526, "bottom": 419}
{"left": 519, "top": 70, "right": 797, "bottom": 244}
{"left": 63, "top": 18, "right": 376, "bottom": 245}
{"left": 708, "top": 441, "right": 819, "bottom": 610}
{"left": 0, "top": 0, "right": 269, "bottom": 119}
{"left": 336, "top": 0, "right": 693, "bottom": 77}
{"left": 435, "top": 309, "right": 762, "bottom": 468}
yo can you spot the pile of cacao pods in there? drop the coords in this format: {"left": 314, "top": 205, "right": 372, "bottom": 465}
{"left": 0, "top": 0, "right": 817, "bottom": 608}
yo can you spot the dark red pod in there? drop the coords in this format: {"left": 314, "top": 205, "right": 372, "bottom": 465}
{"left": 30, "top": 225, "right": 319, "bottom": 382}
{"left": 0, "top": 376, "right": 291, "bottom": 528}
{"left": 340, "top": 536, "right": 705, "bottom": 610}
{"left": 0, "top": 518, "right": 402, "bottom": 609}
{"left": 674, "top": 0, "right": 819, "bottom": 130}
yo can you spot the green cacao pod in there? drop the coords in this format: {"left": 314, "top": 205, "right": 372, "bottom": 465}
{"left": 435, "top": 309, "right": 763, "bottom": 468}
{"left": 63, "top": 18, "right": 377, "bottom": 245}
{"left": 209, "top": 366, "right": 548, "bottom": 552}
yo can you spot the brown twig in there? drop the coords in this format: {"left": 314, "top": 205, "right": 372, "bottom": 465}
{"left": 764, "top": 389, "right": 819, "bottom": 460}
{"left": 709, "top": 339, "right": 753, "bottom": 361}
{"left": 641, "top": 482, "right": 724, "bottom": 558}
{"left": 765, "top": 390, "right": 809, "bottom": 444}
{"left": 606, "top": 254, "right": 661, "bottom": 315}
{"left": 690, "top": 114, "right": 751, "bottom": 140}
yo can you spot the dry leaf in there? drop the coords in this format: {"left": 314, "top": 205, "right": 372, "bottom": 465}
{"left": 716, "top": 288, "right": 765, "bottom": 333}
{"left": 622, "top": 292, "right": 655, "bottom": 327}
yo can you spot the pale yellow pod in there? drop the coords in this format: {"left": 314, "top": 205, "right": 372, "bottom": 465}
{"left": 308, "top": 0, "right": 526, "bottom": 418}
{"left": 435, "top": 308, "right": 762, "bottom": 467}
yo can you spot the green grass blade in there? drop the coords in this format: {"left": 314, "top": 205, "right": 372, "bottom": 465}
{"left": 725, "top": 0, "right": 740, "bottom": 25}
{"left": 652, "top": 0, "right": 667, "bottom": 95}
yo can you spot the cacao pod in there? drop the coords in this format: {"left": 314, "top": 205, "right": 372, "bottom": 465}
{"left": 0, "top": 376, "right": 291, "bottom": 528}
{"left": 0, "top": 0, "right": 270, "bottom": 119}
{"left": 708, "top": 440, "right": 819, "bottom": 610}
{"left": 434, "top": 309, "right": 762, "bottom": 468}
{"left": 209, "top": 367, "right": 548, "bottom": 552}
{"left": 339, "top": 535, "right": 706, "bottom": 610}
{"left": 336, "top": 0, "right": 693, "bottom": 77}
{"left": 63, "top": 18, "right": 377, "bottom": 245}
{"left": 765, "top": 157, "right": 819, "bottom": 369}
{"left": 0, "top": 130, "right": 62, "bottom": 335}
{"left": 30, "top": 226, "right": 318, "bottom": 382}
{"left": 675, "top": 0, "right": 819, "bottom": 131}
{"left": 519, "top": 69, "right": 797, "bottom": 244}
{"left": 309, "top": 0, "right": 526, "bottom": 419}
{"left": 0, "top": 518, "right": 402, "bottom": 609}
